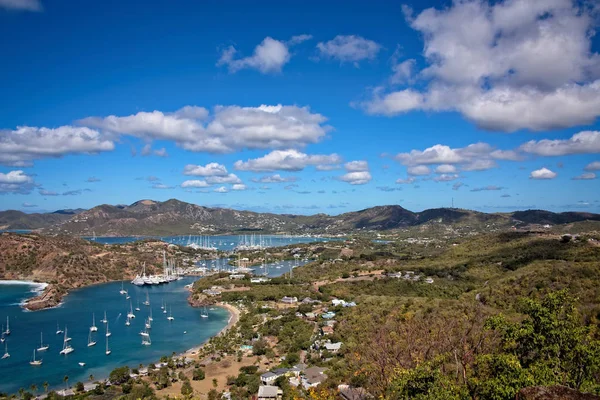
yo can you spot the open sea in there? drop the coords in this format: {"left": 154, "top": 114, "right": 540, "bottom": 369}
{"left": 0, "top": 278, "right": 229, "bottom": 394}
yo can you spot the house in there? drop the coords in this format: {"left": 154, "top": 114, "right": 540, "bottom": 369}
{"left": 424, "top": 277, "right": 434, "bottom": 284}
{"left": 302, "top": 297, "right": 319, "bottom": 304}
{"left": 281, "top": 296, "right": 298, "bottom": 304}
{"left": 331, "top": 299, "right": 346, "bottom": 306}
{"left": 260, "top": 369, "right": 288, "bottom": 385}
{"left": 322, "top": 311, "right": 336, "bottom": 319}
{"left": 343, "top": 301, "right": 357, "bottom": 307}
{"left": 305, "top": 312, "right": 316, "bottom": 320}
{"left": 229, "top": 274, "right": 246, "bottom": 280}
{"left": 338, "top": 385, "right": 372, "bottom": 400}
{"left": 302, "top": 366, "right": 328, "bottom": 389}
{"left": 257, "top": 385, "right": 282, "bottom": 400}
{"left": 324, "top": 342, "right": 342, "bottom": 354}
{"left": 324, "top": 320, "right": 336, "bottom": 327}
{"left": 251, "top": 277, "right": 271, "bottom": 283}
{"left": 322, "top": 326, "right": 334, "bottom": 335}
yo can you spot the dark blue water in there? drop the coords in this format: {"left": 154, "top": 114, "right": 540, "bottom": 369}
{"left": 86, "top": 235, "right": 334, "bottom": 250}
{"left": 0, "top": 278, "right": 228, "bottom": 394}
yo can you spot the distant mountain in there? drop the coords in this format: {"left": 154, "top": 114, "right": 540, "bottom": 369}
{"left": 2, "top": 199, "right": 599, "bottom": 236}
{"left": 0, "top": 210, "right": 71, "bottom": 230}
{"left": 52, "top": 208, "right": 87, "bottom": 215}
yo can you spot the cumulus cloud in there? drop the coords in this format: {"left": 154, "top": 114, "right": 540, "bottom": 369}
{"left": 234, "top": 149, "right": 341, "bottom": 172}
{"left": 433, "top": 173, "right": 459, "bottom": 182}
{"left": 79, "top": 104, "right": 330, "bottom": 154}
{"left": 519, "top": 131, "right": 600, "bottom": 156}
{"left": 396, "top": 177, "right": 416, "bottom": 184}
{"left": 339, "top": 171, "right": 372, "bottom": 185}
{"left": 0, "top": 125, "right": 114, "bottom": 166}
{"left": 362, "top": 0, "right": 600, "bottom": 132}
{"left": 151, "top": 183, "right": 174, "bottom": 189}
{"left": 205, "top": 174, "right": 242, "bottom": 185}
{"left": 407, "top": 165, "right": 431, "bottom": 176}
{"left": 470, "top": 185, "right": 505, "bottom": 192}
{"left": 317, "top": 35, "right": 382, "bottom": 64}
{"left": 572, "top": 172, "right": 596, "bottom": 180}
{"left": 434, "top": 164, "right": 457, "bottom": 174}
{"left": 452, "top": 182, "right": 464, "bottom": 191}
{"left": 0, "top": 0, "right": 42, "bottom": 11}
{"left": 0, "top": 170, "right": 35, "bottom": 194}
{"left": 181, "top": 180, "right": 210, "bottom": 188}
{"left": 232, "top": 184, "right": 247, "bottom": 191}
{"left": 344, "top": 160, "right": 369, "bottom": 172}
{"left": 183, "top": 163, "right": 228, "bottom": 177}
{"left": 584, "top": 161, "right": 600, "bottom": 171}
{"left": 21, "top": 202, "right": 37, "bottom": 207}
{"left": 62, "top": 189, "right": 85, "bottom": 196}
{"left": 218, "top": 34, "right": 310, "bottom": 74}
{"left": 214, "top": 186, "right": 228, "bottom": 193}
{"left": 530, "top": 167, "right": 557, "bottom": 180}
{"left": 252, "top": 174, "right": 297, "bottom": 183}
{"left": 86, "top": 176, "right": 101, "bottom": 183}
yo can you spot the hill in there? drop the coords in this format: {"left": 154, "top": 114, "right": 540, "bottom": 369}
{"left": 2, "top": 199, "right": 599, "bottom": 236}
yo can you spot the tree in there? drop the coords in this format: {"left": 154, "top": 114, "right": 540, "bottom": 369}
{"left": 75, "top": 382, "right": 84, "bottom": 393}
{"left": 208, "top": 389, "right": 219, "bottom": 400}
{"left": 89, "top": 374, "right": 94, "bottom": 382}
{"left": 181, "top": 379, "right": 193, "bottom": 397}
{"left": 43, "top": 382, "right": 49, "bottom": 394}
{"left": 192, "top": 368, "right": 206, "bottom": 381}
{"left": 63, "top": 376, "right": 69, "bottom": 392}
{"left": 29, "top": 384, "right": 37, "bottom": 397}
{"left": 109, "top": 366, "right": 131, "bottom": 385}
{"left": 212, "top": 378, "right": 218, "bottom": 388}
{"left": 253, "top": 338, "right": 268, "bottom": 356}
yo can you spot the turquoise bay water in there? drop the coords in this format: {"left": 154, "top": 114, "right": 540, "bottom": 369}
{"left": 0, "top": 278, "right": 228, "bottom": 394}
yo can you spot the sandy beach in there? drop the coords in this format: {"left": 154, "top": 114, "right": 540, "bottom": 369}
{"left": 181, "top": 302, "right": 241, "bottom": 357}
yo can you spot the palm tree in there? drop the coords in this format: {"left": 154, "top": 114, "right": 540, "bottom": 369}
{"left": 42, "top": 382, "right": 49, "bottom": 394}
{"left": 63, "top": 375, "right": 69, "bottom": 393}
{"left": 30, "top": 384, "right": 37, "bottom": 397}
{"left": 89, "top": 374, "right": 94, "bottom": 382}
{"left": 18, "top": 389, "right": 24, "bottom": 400}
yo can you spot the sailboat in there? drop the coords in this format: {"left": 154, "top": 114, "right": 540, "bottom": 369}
{"left": 148, "top": 308, "right": 153, "bottom": 322}
{"left": 127, "top": 302, "right": 135, "bottom": 319}
{"left": 60, "top": 328, "right": 74, "bottom": 355}
{"left": 125, "top": 316, "right": 131, "bottom": 326}
{"left": 105, "top": 335, "right": 111, "bottom": 355}
{"left": 162, "top": 303, "right": 167, "bottom": 314}
{"left": 105, "top": 321, "right": 111, "bottom": 337}
{"left": 0, "top": 325, "right": 4, "bottom": 343}
{"left": 160, "top": 298, "right": 164, "bottom": 310}
{"left": 65, "top": 325, "right": 72, "bottom": 342}
{"left": 143, "top": 292, "right": 150, "bottom": 306}
{"left": 1, "top": 342, "right": 9, "bottom": 359}
{"left": 4, "top": 317, "right": 10, "bottom": 335}
{"left": 167, "top": 307, "right": 174, "bottom": 321}
{"left": 87, "top": 330, "right": 96, "bottom": 347}
{"left": 90, "top": 313, "right": 98, "bottom": 332}
{"left": 119, "top": 282, "right": 127, "bottom": 295}
{"left": 125, "top": 290, "right": 131, "bottom": 300}
{"left": 141, "top": 332, "right": 151, "bottom": 346}
{"left": 56, "top": 322, "right": 63, "bottom": 335}
{"left": 135, "top": 300, "right": 141, "bottom": 312}
{"left": 145, "top": 318, "right": 151, "bottom": 330}
{"left": 200, "top": 306, "right": 208, "bottom": 318}
{"left": 30, "top": 349, "right": 42, "bottom": 366}
{"left": 139, "top": 327, "right": 149, "bottom": 337}
{"left": 101, "top": 311, "right": 108, "bottom": 324}
{"left": 37, "top": 332, "right": 49, "bottom": 351}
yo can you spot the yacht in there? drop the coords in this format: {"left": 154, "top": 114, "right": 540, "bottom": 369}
{"left": 37, "top": 332, "right": 49, "bottom": 351}
{"left": 127, "top": 302, "right": 135, "bottom": 319}
{"left": 78, "top": 362, "right": 86, "bottom": 367}
{"left": 148, "top": 309, "right": 153, "bottom": 322}
{"left": 101, "top": 311, "right": 108, "bottom": 324}
{"left": 145, "top": 318, "right": 151, "bottom": 330}
{"left": 30, "top": 349, "right": 42, "bottom": 366}
{"left": 4, "top": 317, "right": 10, "bottom": 336}
{"left": 135, "top": 300, "right": 141, "bottom": 311}
{"left": 56, "top": 322, "right": 63, "bottom": 335}
{"left": 143, "top": 292, "right": 150, "bottom": 306}
{"left": 60, "top": 329, "right": 74, "bottom": 355}
{"left": 119, "top": 282, "right": 127, "bottom": 295}
{"left": 87, "top": 330, "right": 96, "bottom": 347}
{"left": 167, "top": 307, "right": 174, "bottom": 321}
{"left": 125, "top": 316, "right": 131, "bottom": 326}
{"left": 105, "top": 321, "right": 111, "bottom": 337}
{"left": 90, "top": 313, "right": 98, "bottom": 332}
{"left": 200, "top": 306, "right": 209, "bottom": 319}
{"left": 105, "top": 335, "right": 111, "bottom": 356}
{"left": 2, "top": 342, "right": 9, "bottom": 359}
{"left": 141, "top": 333, "right": 151, "bottom": 346}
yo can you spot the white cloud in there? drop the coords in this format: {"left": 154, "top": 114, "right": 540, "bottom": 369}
{"left": 22, "top": 202, "right": 37, "bottom": 207}
{"left": 217, "top": 35, "right": 310, "bottom": 74}
{"left": 206, "top": 174, "right": 242, "bottom": 185}
{"left": 183, "top": 163, "right": 229, "bottom": 177}
{"left": 433, "top": 173, "right": 459, "bottom": 182}
{"left": 530, "top": 167, "right": 557, "bottom": 180}
{"left": 232, "top": 184, "right": 247, "bottom": 191}
{"left": 572, "top": 172, "right": 596, "bottom": 180}
{"left": 181, "top": 180, "right": 210, "bottom": 188}
{"left": 80, "top": 104, "right": 330, "bottom": 154}
{"left": 434, "top": 164, "right": 457, "bottom": 174}
{"left": 252, "top": 174, "right": 297, "bottom": 183}
{"left": 0, "top": 125, "right": 114, "bottom": 166}
{"left": 38, "top": 189, "right": 58, "bottom": 196}
{"left": 584, "top": 161, "right": 600, "bottom": 171}
{"left": 234, "top": 149, "right": 341, "bottom": 172}
{"left": 315, "top": 164, "right": 341, "bottom": 171}
{"left": 151, "top": 183, "right": 174, "bottom": 189}
{"left": 344, "top": 160, "right": 369, "bottom": 172}
{"left": 339, "top": 171, "right": 372, "bottom": 185}
{"left": 519, "top": 131, "right": 600, "bottom": 156}
{"left": 395, "top": 177, "right": 416, "bottom": 184}
{"left": 390, "top": 59, "right": 416, "bottom": 84}
{"left": 214, "top": 186, "right": 229, "bottom": 193}
{"left": 470, "top": 185, "right": 505, "bottom": 192}
{"left": 407, "top": 165, "right": 431, "bottom": 176}
{"left": 0, "top": 0, "right": 41, "bottom": 11}
{"left": 362, "top": 0, "right": 600, "bottom": 131}
{"left": 317, "top": 35, "right": 382, "bottom": 64}
{"left": 0, "top": 170, "right": 35, "bottom": 194}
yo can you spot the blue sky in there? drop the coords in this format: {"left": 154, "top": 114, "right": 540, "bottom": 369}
{"left": 1, "top": 0, "right": 599, "bottom": 215}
